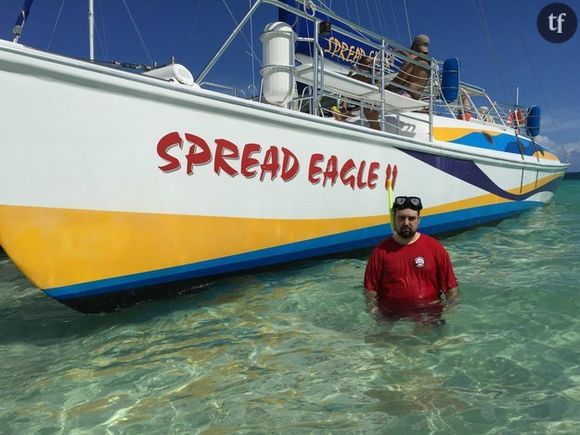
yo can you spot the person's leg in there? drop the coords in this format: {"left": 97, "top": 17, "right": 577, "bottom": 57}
{"left": 364, "top": 108, "right": 381, "bottom": 130}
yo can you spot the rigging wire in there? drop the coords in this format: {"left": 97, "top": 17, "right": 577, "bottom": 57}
{"left": 365, "top": 0, "right": 376, "bottom": 34}
{"left": 121, "top": 0, "right": 153, "bottom": 64}
{"left": 513, "top": 15, "right": 567, "bottom": 158}
{"left": 373, "top": 0, "right": 387, "bottom": 38}
{"left": 353, "top": 0, "right": 361, "bottom": 26}
{"left": 90, "top": 1, "right": 108, "bottom": 60}
{"left": 388, "top": 0, "right": 401, "bottom": 43}
{"left": 93, "top": 20, "right": 108, "bottom": 60}
{"left": 186, "top": 0, "right": 202, "bottom": 43}
{"left": 46, "top": 0, "right": 66, "bottom": 51}
{"left": 402, "top": 0, "right": 412, "bottom": 45}
{"left": 344, "top": 0, "right": 351, "bottom": 23}
{"left": 97, "top": 0, "right": 109, "bottom": 60}
{"left": 471, "top": 0, "right": 509, "bottom": 103}
{"left": 221, "top": 0, "right": 261, "bottom": 66}
{"left": 248, "top": 0, "right": 256, "bottom": 96}
{"left": 315, "top": 0, "right": 372, "bottom": 43}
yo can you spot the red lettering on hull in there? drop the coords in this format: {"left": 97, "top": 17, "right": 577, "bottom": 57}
{"left": 156, "top": 131, "right": 398, "bottom": 191}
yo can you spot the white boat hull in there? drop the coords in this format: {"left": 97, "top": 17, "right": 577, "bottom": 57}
{"left": 0, "top": 40, "right": 566, "bottom": 311}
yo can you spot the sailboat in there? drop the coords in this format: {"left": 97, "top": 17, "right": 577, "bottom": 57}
{"left": 0, "top": 0, "right": 568, "bottom": 312}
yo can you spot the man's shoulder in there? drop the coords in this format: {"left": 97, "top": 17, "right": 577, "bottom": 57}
{"left": 418, "top": 233, "right": 445, "bottom": 248}
{"left": 374, "top": 237, "right": 397, "bottom": 250}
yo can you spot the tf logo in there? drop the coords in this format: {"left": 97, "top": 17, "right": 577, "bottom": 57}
{"left": 537, "top": 3, "right": 577, "bottom": 43}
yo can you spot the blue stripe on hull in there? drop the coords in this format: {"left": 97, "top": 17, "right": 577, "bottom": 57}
{"left": 46, "top": 200, "right": 543, "bottom": 301}
{"left": 449, "top": 132, "right": 541, "bottom": 157}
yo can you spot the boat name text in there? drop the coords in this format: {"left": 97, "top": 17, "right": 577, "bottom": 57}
{"left": 156, "top": 131, "right": 393, "bottom": 190}
{"left": 324, "top": 36, "right": 377, "bottom": 64}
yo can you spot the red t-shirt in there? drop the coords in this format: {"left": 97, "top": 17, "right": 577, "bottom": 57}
{"left": 364, "top": 234, "right": 458, "bottom": 312}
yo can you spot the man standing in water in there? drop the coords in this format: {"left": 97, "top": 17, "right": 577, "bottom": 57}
{"left": 364, "top": 196, "right": 458, "bottom": 322}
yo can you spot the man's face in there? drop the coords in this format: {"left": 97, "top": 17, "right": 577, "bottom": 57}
{"left": 394, "top": 208, "right": 420, "bottom": 239}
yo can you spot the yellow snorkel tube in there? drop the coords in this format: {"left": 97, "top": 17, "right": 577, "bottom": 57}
{"left": 385, "top": 164, "right": 398, "bottom": 233}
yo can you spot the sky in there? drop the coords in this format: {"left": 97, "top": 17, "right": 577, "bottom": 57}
{"left": 1, "top": 0, "right": 579, "bottom": 170}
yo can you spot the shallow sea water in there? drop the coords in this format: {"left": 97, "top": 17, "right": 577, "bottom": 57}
{"left": 1, "top": 180, "right": 580, "bottom": 434}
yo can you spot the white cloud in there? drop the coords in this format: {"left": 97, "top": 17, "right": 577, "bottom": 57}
{"left": 539, "top": 108, "right": 580, "bottom": 134}
{"left": 541, "top": 118, "right": 580, "bottom": 134}
{"left": 564, "top": 142, "right": 580, "bottom": 171}
{"left": 534, "top": 135, "right": 580, "bottom": 171}
{"left": 565, "top": 142, "right": 580, "bottom": 153}
{"left": 535, "top": 135, "right": 556, "bottom": 148}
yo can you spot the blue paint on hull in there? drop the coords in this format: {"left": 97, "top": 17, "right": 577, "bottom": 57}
{"left": 46, "top": 200, "right": 545, "bottom": 302}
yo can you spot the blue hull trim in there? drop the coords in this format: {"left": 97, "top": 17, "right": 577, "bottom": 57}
{"left": 46, "top": 200, "right": 542, "bottom": 301}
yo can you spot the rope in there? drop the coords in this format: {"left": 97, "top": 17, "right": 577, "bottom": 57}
{"left": 303, "top": 0, "right": 316, "bottom": 17}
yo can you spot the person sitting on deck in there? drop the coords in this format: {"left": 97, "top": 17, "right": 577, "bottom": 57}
{"left": 330, "top": 56, "right": 373, "bottom": 123}
{"left": 340, "top": 55, "right": 383, "bottom": 130}
{"left": 457, "top": 89, "right": 473, "bottom": 121}
{"left": 386, "top": 34, "right": 431, "bottom": 100}
{"left": 359, "top": 35, "right": 431, "bottom": 131}
{"left": 478, "top": 106, "right": 494, "bottom": 123}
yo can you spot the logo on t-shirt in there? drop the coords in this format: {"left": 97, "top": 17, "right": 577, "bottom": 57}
{"left": 414, "top": 256, "right": 426, "bottom": 268}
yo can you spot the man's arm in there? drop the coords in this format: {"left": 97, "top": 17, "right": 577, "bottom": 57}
{"left": 364, "top": 289, "right": 379, "bottom": 314}
{"left": 363, "top": 247, "right": 383, "bottom": 314}
{"left": 445, "top": 287, "right": 459, "bottom": 305}
{"left": 386, "top": 61, "right": 412, "bottom": 92}
{"left": 435, "top": 241, "right": 459, "bottom": 304}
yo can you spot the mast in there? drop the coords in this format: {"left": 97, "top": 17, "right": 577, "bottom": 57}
{"left": 89, "top": 0, "right": 95, "bottom": 60}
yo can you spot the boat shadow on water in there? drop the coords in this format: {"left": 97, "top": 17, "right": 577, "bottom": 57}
{"left": 0, "top": 273, "right": 253, "bottom": 345}
{"left": 0, "top": 249, "right": 362, "bottom": 346}
{"left": 0, "top": 254, "right": 351, "bottom": 344}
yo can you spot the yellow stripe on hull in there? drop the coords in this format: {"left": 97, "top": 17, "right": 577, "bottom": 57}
{"left": 433, "top": 127, "right": 501, "bottom": 142}
{"left": 0, "top": 172, "right": 559, "bottom": 290}
{"left": 507, "top": 172, "right": 562, "bottom": 195}
{"left": 533, "top": 151, "right": 560, "bottom": 161}
{"left": 0, "top": 205, "right": 388, "bottom": 289}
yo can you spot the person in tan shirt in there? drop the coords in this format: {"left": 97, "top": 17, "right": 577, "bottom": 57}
{"left": 386, "top": 34, "right": 431, "bottom": 100}
{"left": 363, "top": 35, "right": 431, "bottom": 130}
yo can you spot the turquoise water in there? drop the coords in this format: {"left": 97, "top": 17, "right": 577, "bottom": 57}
{"left": 1, "top": 181, "right": 580, "bottom": 433}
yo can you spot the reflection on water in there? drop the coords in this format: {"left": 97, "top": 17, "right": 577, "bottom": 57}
{"left": 1, "top": 181, "right": 580, "bottom": 432}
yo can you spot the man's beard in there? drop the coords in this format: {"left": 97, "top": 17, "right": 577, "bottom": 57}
{"left": 397, "top": 225, "right": 416, "bottom": 239}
